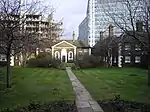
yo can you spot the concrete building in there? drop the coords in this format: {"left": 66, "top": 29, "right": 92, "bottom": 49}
{"left": 0, "top": 14, "right": 63, "bottom": 66}
{"left": 78, "top": 16, "right": 88, "bottom": 44}
{"left": 25, "top": 14, "right": 63, "bottom": 42}
{"left": 78, "top": 0, "right": 144, "bottom": 47}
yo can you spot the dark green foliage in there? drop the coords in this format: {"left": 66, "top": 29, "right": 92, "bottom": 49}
{"left": 98, "top": 100, "right": 150, "bottom": 112}
{"left": 49, "top": 58, "right": 61, "bottom": 68}
{"left": 141, "top": 54, "right": 148, "bottom": 69}
{"left": 0, "top": 61, "right": 7, "bottom": 67}
{"left": 27, "top": 56, "right": 61, "bottom": 68}
{"left": 1, "top": 101, "right": 77, "bottom": 112}
{"left": 75, "top": 55, "right": 105, "bottom": 68}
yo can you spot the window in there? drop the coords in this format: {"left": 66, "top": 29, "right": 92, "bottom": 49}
{"left": 55, "top": 51, "right": 60, "bottom": 59}
{"left": 68, "top": 51, "right": 73, "bottom": 60}
{"left": 125, "top": 56, "right": 131, "bottom": 63}
{"left": 84, "top": 49, "right": 88, "bottom": 52}
{"left": 135, "top": 44, "right": 141, "bottom": 51}
{"left": 0, "top": 55, "right": 6, "bottom": 61}
{"left": 135, "top": 56, "right": 141, "bottom": 63}
{"left": 114, "top": 57, "right": 116, "bottom": 63}
{"left": 45, "top": 48, "right": 51, "bottom": 52}
{"left": 124, "top": 43, "right": 131, "bottom": 50}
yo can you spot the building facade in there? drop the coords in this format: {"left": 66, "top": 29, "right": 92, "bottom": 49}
{"left": 25, "top": 14, "right": 63, "bottom": 42}
{"left": 93, "top": 31, "right": 148, "bottom": 68}
{"left": 79, "top": 0, "right": 144, "bottom": 47}
{"left": 37, "top": 32, "right": 91, "bottom": 63}
{"left": 0, "top": 14, "right": 63, "bottom": 66}
{"left": 49, "top": 40, "right": 91, "bottom": 63}
{"left": 78, "top": 16, "right": 88, "bottom": 44}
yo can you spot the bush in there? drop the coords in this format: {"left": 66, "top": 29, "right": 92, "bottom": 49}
{"left": 27, "top": 56, "right": 61, "bottom": 68}
{"left": 49, "top": 58, "right": 61, "bottom": 68}
{"left": 1, "top": 101, "right": 77, "bottom": 112}
{"left": 75, "top": 55, "right": 105, "bottom": 69}
{"left": 0, "top": 61, "right": 7, "bottom": 67}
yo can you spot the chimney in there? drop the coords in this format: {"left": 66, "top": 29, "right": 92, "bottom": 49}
{"left": 108, "top": 24, "right": 114, "bottom": 37}
{"left": 136, "top": 21, "right": 143, "bottom": 32}
{"left": 72, "top": 31, "right": 75, "bottom": 42}
{"left": 100, "top": 31, "right": 104, "bottom": 41}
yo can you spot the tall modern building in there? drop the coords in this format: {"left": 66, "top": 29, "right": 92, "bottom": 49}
{"left": 78, "top": 0, "right": 144, "bottom": 47}
{"left": 78, "top": 16, "right": 88, "bottom": 44}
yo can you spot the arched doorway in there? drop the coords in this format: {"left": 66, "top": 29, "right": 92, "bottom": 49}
{"left": 61, "top": 49, "right": 67, "bottom": 62}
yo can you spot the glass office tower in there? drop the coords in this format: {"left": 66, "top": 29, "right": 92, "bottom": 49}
{"left": 78, "top": 0, "right": 144, "bottom": 47}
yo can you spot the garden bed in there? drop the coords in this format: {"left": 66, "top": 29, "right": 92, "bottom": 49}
{"left": 98, "top": 100, "right": 150, "bottom": 112}
{"left": 1, "top": 101, "right": 77, "bottom": 112}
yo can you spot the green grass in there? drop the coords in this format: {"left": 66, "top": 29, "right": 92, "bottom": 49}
{"left": 73, "top": 68, "right": 150, "bottom": 103}
{"left": 0, "top": 67, "right": 75, "bottom": 109}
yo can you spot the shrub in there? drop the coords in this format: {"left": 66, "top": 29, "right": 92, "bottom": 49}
{"left": 1, "top": 101, "right": 77, "bottom": 112}
{"left": 27, "top": 56, "right": 61, "bottom": 68}
{"left": 27, "top": 58, "right": 38, "bottom": 67}
{"left": 0, "top": 61, "right": 7, "bottom": 67}
{"left": 49, "top": 58, "right": 61, "bottom": 68}
{"left": 76, "top": 55, "right": 105, "bottom": 69}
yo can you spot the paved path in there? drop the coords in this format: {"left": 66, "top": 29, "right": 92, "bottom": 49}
{"left": 66, "top": 67, "right": 104, "bottom": 112}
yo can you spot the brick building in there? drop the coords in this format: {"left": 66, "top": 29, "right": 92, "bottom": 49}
{"left": 93, "top": 24, "right": 148, "bottom": 68}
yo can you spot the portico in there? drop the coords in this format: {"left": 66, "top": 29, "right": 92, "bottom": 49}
{"left": 51, "top": 40, "right": 91, "bottom": 63}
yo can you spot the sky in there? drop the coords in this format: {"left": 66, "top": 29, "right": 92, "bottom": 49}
{"left": 45, "top": 0, "right": 88, "bottom": 40}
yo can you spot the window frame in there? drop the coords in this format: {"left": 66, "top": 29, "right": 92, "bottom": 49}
{"left": 135, "top": 56, "right": 141, "bottom": 63}
{"left": 124, "top": 43, "right": 131, "bottom": 51}
{"left": 68, "top": 51, "right": 73, "bottom": 61}
{"left": 125, "top": 56, "right": 131, "bottom": 63}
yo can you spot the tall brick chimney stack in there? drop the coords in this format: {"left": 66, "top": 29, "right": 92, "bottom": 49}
{"left": 100, "top": 31, "right": 104, "bottom": 41}
{"left": 109, "top": 24, "right": 114, "bottom": 37}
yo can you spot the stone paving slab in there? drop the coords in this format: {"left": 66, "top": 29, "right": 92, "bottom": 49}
{"left": 66, "top": 67, "right": 104, "bottom": 112}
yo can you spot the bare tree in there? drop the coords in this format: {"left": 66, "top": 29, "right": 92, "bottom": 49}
{"left": 38, "top": 14, "right": 63, "bottom": 52}
{"left": 102, "top": 0, "right": 150, "bottom": 85}
{"left": 93, "top": 33, "right": 118, "bottom": 67}
{"left": 0, "top": 0, "right": 52, "bottom": 88}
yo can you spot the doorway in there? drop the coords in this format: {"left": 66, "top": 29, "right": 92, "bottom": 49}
{"left": 61, "top": 49, "right": 67, "bottom": 63}
{"left": 62, "top": 56, "right": 66, "bottom": 62}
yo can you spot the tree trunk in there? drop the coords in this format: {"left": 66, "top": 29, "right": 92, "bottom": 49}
{"left": 148, "top": 52, "right": 150, "bottom": 86}
{"left": 6, "top": 53, "right": 11, "bottom": 88}
{"left": 148, "top": 33, "right": 150, "bottom": 86}
{"left": 148, "top": 42, "right": 150, "bottom": 86}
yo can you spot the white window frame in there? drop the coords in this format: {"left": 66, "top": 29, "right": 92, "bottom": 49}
{"left": 55, "top": 51, "right": 60, "bottom": 59}
{"left": 45, "top": 48, "right": 51, "bottom": 52}
{"left": 135, "top": 56, "right": 141, "bottom": 63}
{"left": 84, "top": 49, "right": 88, "bottom": 52}
{"left": 114, "top": 57, "right": 116, "bottom": 63}
{"left": 135, "top": 44, "right": 141, "bottom": 51}
{"left": 0, "top": 54, "right": 6, "bottom": 61}
{"left": 124, "top": 43, "right": 131, "bottom": 50}
{"left": 125, "top": 56, "right": 131, "bottom": 63}
{"left": 68, "top": 51, "right": 73, "bottom": 60}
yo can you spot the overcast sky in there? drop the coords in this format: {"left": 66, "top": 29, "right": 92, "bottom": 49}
{"left": 45, "top": 0, "right": 88, "bottom": 40}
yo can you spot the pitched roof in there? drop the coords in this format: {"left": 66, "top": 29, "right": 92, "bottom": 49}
{"left": 120, "top": 31, "right": 148, "bottom": 44}
{"left": 51, "top": 40, "right": 90, "bottom": 48}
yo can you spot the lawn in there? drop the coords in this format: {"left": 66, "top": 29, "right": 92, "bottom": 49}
{"left": 73, "top": 68, "right": 150, "bottom": 103}
{"left": 0, "top": 67, "right": 75, "bottom": 109}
